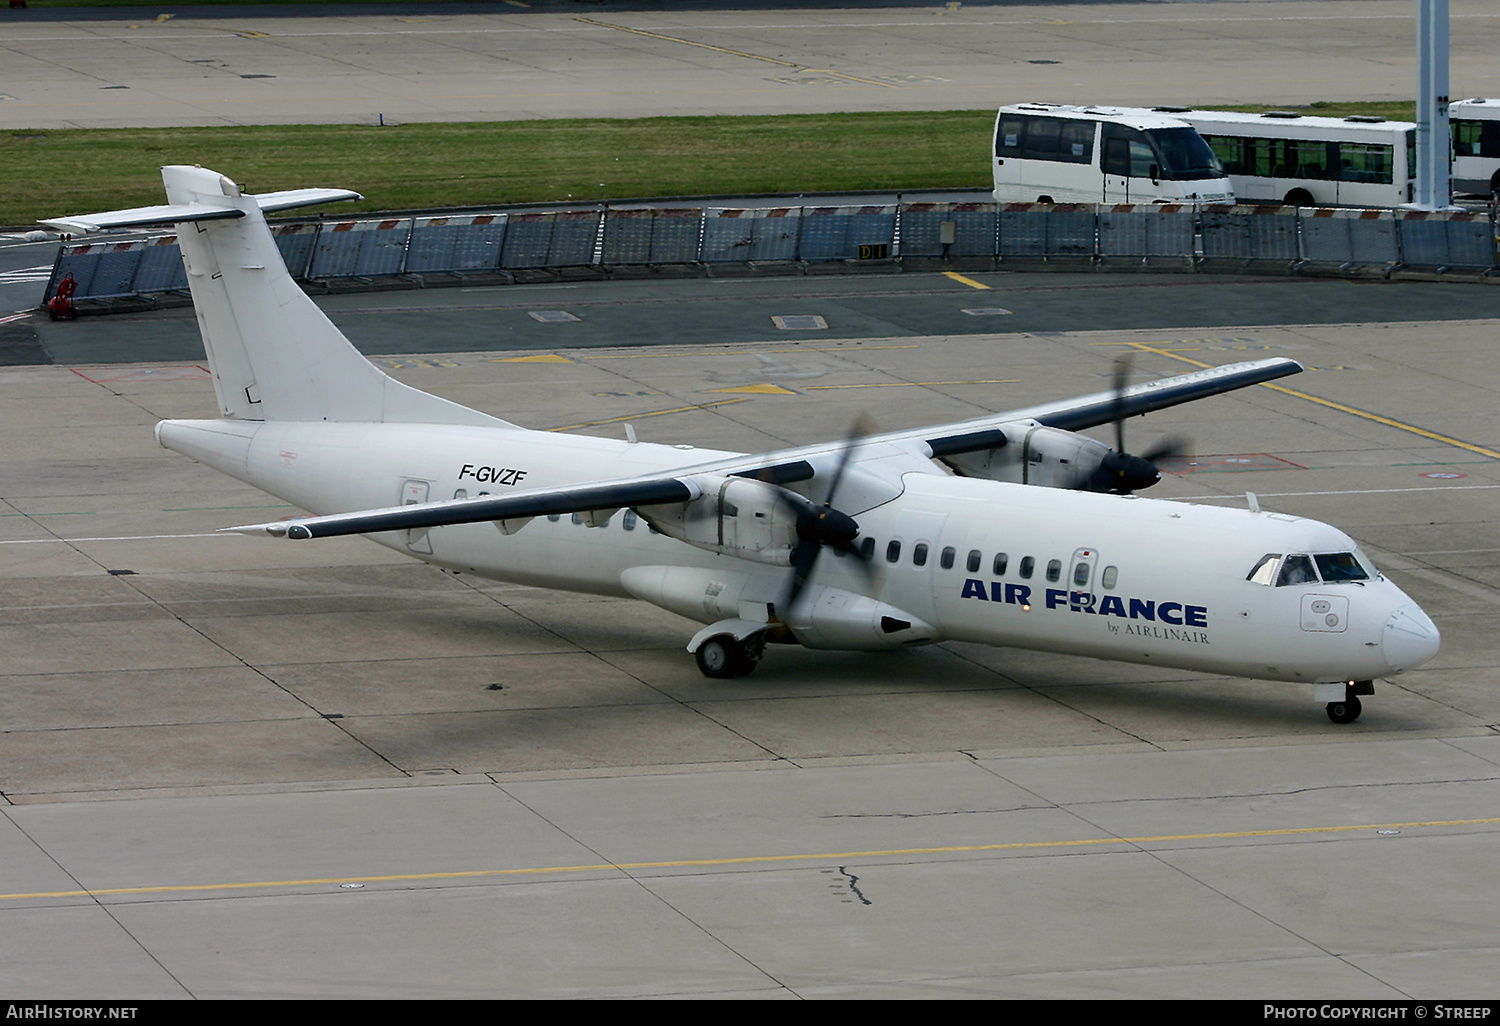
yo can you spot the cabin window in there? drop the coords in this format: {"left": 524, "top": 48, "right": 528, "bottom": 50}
{"left": 453, "top": 489, "right": 468, "bottom": 500}
{"left": 1046, "top": 559, "right": 1062, "bottom": 583}
{"left": 940, "top": 546, "right": 956, "bottom": 570}
{"left": 571, "top": 513, "right": 584, "bottom": 526}
{"left": 1019, "top": 556, "right": 1034, "bottom": 579}
{"left": 886, "top": 540, "right": 902, "bottom": 564}
{"left": 1315, "top": 552, "right": 1370, "bottom": 583}
{"left": 1246, "top": 553, "right": 1281, "bottom": 586}
{"left": 861, "top": 537, "right": 876, "bottom": 560}
{"left": 993, "top": 552, "right": 1009, "bottom": 576}
{"left": 1276, "top": 553, "right": 1318, "bottom": 587}
{"left": 623, "top": 510, "right": 637, "bottom": 531}
{"left": 1073, "top": 562, "right": 1091, "bottom": 587}
{"left": 913, "top": 543, "right": 929, "bottom": 567}
{"left": 1101, "top": 565, "right": 1118, "bottom": 589}
{"left": 966, "top": 549, "right": 981, "bottom": 573}
{"left": 547, "top": 514, "right": 561, "bottom": 523}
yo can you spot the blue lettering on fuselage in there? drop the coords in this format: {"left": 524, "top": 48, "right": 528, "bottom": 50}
{"left": 960, "top": 579, "right": 1208, "bottom": 627}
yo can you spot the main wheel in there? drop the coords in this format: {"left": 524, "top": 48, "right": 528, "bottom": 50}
{"left": 695, "top": 634, "right": 764, "bottom": 679}
{"left": 695, "top": 636, "right": 735, "bottom": 678}
{"left": 1326, "top": 695, "right": 1362, "bottom": 724}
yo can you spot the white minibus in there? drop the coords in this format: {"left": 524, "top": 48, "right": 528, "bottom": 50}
{"left": 992, "top": 103, "right": 1234, "bottom": 205}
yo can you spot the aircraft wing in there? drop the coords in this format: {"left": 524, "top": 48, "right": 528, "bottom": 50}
{"left": 889, "top": 355, "right": 1305, "bottom": 454}
{"left": 224, "top": 476, "right": 699, "bottom": 540}
{"left": 226, "top": 357, "right": 1301, "bottom": 540}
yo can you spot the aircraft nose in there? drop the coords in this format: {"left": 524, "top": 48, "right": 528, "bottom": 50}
{"left": 1383, "top": 603, "right": 1440, "bottom": 672}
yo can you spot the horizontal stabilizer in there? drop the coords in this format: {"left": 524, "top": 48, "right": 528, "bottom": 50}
{"left": 41, "top": 187, "right": 360, "bottom": 234}
{"left": 253, "top": 188, "right": 364, "bottom": 214}
{"left": 40, "top": 204, "right": 245, "bottom": 234}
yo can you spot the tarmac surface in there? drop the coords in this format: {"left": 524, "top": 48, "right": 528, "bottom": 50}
{"left": 1, "top": 293, "right": 1498, "bottom": 998}
{"left": 2, "top": 0, "right": 1499, "bottom": 1002}
{"left": 1, "top": 1, "right": 1498, "bottom": 129}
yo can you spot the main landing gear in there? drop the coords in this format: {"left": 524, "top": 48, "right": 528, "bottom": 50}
{"left": 694, "top": 633, "right": 765, "bottom": 679}
{"left": 1325, "top": 680, "right": 1373, "bottom": 724}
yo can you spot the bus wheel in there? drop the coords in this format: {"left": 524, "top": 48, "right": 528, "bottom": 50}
{"left": 1036, "top": 195, "right": 1054, "bottom": 205}
{"left": 1283, "top": 189, "right": 1314, "bottom": 208}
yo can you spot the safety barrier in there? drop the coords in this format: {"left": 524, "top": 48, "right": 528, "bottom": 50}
{"left": 44, "top": 201, "right": 1498, "bottom": 306}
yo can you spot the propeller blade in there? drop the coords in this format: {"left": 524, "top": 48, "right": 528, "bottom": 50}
{"left": 1139, "top": 434, "right": 1192, "bottom": 464}
{"left": 820, "top": 412, "right": 876, "bottom": 509}
{"left": 773, "top": 415, "right": 879, "bottom": 618}
{"left": 1111, "top": 355, "right": 1131, "bottom": 455}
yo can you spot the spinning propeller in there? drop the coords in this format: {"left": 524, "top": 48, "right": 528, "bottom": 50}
{"left": 771, "top": 414, "right": 879, "bottom": 616}
{"left": 1086, "top": 357, "right": 1191, "bottom": 493}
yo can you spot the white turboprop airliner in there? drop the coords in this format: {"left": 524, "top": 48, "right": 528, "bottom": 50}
{"left": 45, "top": 166, "right": 1441, "bottom": 724}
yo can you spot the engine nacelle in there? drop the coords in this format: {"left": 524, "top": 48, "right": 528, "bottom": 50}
{"left": 636, "top": 475, "right": 800, "bottom": 566}
{"left": 940, "top": 421, "right": 1118, "bottom": 490}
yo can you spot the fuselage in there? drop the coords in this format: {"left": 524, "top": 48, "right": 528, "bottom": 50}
{"left": 158, "top": 416, "right": 1439, "bottom": 686}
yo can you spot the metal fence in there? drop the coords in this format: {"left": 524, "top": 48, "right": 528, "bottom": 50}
{"left": 44, "top": 202, "right": 1499, "bottom": 305}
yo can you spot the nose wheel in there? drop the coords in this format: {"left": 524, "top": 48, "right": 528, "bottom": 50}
{"left": 1325, "top": 682, "right": 1369, "bottom": 724}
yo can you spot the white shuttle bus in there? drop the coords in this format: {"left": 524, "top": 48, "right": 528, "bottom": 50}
{"left": 1450, "top": 98, "right": 1500, "bottom": 196}
{"left": 992, "top": 103, "right": 1234, "bottom": 205}
{"left": 1152, "top": 107, "right": 1416, "bottom": 208}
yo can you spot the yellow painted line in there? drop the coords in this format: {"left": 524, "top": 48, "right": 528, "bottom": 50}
{"left": 806, "top": 379, "right": 1019, "bottom": 390}
{"left": 6, "top": 816, "right": 1495, "bottom": 903}
{"left": 580, "top": 345, "right": 920, "bottom": 361}
{"left": 943, "top": 271, "right": 991, "bottom": 290}
{"left": 492, "top": 353, "right": 574, "bottom": 364}
{"left": 549, "top": 398, "right": 747, "bottom": 433}
{"left": 1125, "top": 342, "right": 1500, "bottom": 461}
{"left": 708, "top": 383, "right": 799, "bottom": 395}
{"left": 575, "top": 17, "right": 897, "bottom": 88}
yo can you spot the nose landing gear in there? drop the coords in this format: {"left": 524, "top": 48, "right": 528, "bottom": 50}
{"left": 1325, "top": 680, "right": 1373, "bottom": 724}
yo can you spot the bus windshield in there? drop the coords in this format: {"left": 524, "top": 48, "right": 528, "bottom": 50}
{"left": 1147, "top": 128, "right": 1226, "bottom": 181}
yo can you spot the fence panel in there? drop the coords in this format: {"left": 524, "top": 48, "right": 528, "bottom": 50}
{"left": 795, "top": 205, "right": 897, "bottom": 262}
{"left": 271, "top": 224, "right": 318, "bottom": 279}
{"left": 405, "top": 215, "right": 509, "bottom": 272}
{"left": 999, "top": 204, "right": 1096, "bottom": 258}
{"left": 131, "top": 236, "right": 189, "bottom": 293}
{"left": 308, "top": 218, "right": 413, "bottom": 278}
{"left": 1201, "top": 206, "right": 1301, "bottom": 262}
{"left": 897, "top": 202, "right": 998, "bottom": 258}
{"left": 52, "top": 241, "right": 148, "bottom": 299}
{"left": 1098, "top": 204, "right": 1196, "bottom": 259}
{"left": 700, "top": 207, "right": 802, "bottom": 263}
{"left": 500, "top": 211, "right": 602, "bottom": 268}
{"left": 1397, "top": 211, "right": 1497, "bottom": 269}
{"left": 1300, "top": 208, "right": 1399, "bottom": 266}
{"left": 600, "top": 208, "right": 703, "bottom": 265}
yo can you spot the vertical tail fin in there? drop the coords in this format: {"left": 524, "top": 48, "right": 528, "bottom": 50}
{"left": 45, "top": 165, "right": 513, "bottom": 428}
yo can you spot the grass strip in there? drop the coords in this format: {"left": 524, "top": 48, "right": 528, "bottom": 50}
{"left": 1, "top": 103, "right": 1422, "bottom": 226}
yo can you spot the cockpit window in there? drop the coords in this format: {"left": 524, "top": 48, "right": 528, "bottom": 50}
{"left": 1315, "top": 552, "right": 1370, "bottom": 582}
{"left": 1275, "top": 554, "right": 1318, "bottom": 587}
{"left": 1247, "top": 553, "right": 1281, "bottom": 586}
